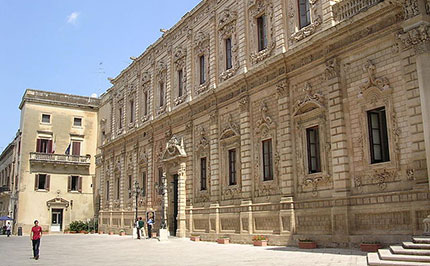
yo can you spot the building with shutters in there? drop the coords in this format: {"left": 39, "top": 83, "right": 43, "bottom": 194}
{"left": 95, "top": 0, "right": 430, "bottom": 247}
{"left": 13, "top": 89, "right": 99, "bottom": 234}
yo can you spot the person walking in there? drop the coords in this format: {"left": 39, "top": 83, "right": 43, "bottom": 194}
{"left": 6, "top": 222, "right": 11, "bottom": 237}
{"left": 138, "top": 217, "right": 147, "bottom": 239}
{"left": 135, "top": 219, "right": 141, "bottom": 239}
{"left": 147, "top": 216, "right": 154, "bottom": 238}
{"left": 30, "top": 220, "right": 42, "bottom": 260}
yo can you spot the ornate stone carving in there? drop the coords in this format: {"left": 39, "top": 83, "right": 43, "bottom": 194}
{"left": 194, "top": 31, "right": 210, "bottom": 95}
{"left": 293, "top": 82, "right": 324, "bottom": 115}
{"left": 173, "top": 45, "right": 188, "bottom": 106}
{"left": 249, "top": 0, "right": 276, "bottom": 64}
{"left": 276, "top": 78, "right": 289, "bottom": 98}
{"left": 360, "top": 60, "right": 390, "bottom": 96}
{"left": 195, "top": 126, "right": 209, "bottom": 152}
{"left": 325, "top": 58, "right": 340, "bottom": 80}
{"left": 239, "top": 96, "right": 249, "bottom": 112}
{"left": 218, "top": 9, "right": 240, "bottom": 82}
{"left": 220, "top": 114, "right": 240, "bottom": 140}
{"left": 161, "top": 135, "right": 187, "bottom": 162}
{"left": 398, "top": 24, "right": 430, "bottom": 48}
{"left": 291, "top": 16, "right": 322, "bottom": 42}
{"left": 403, "top": 0, "right": 420, "bottom": 19}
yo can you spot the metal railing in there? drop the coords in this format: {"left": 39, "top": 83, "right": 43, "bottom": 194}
{"left": 30, "top": 152, "right": 91, "bottom": 164}
{"left": 332, "top": 0, "right": 384, "bottom": 22}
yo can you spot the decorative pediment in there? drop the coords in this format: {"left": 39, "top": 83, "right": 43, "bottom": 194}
{"left": 46, "top": 197, "right": 70, "bottom": 210}
{"left": 220, "top": 115, "right": 240, "bottom": 140}
{"left": 256, "top": 102, "right": 275, "bottom": 138}
{"left": 219, "top": 9, "right": 238, "bottom": 32}
{"left": 142, "top": 72, "right": 151, "bottom": 84}
{"left": 359, "top": 60, "right": 391, "bottom": 98}
{"left": 156, "top": 61, "right": 167, "bottom": 80}
{"left": 173, "top": 46, "right": 187, "bottom": 69}
{"left": 139, "top": 148, "right": 148, "bottom": 164}
{"left": 194, "top": 32, "right": 210, "bottom": 48}
{"left": 195, "top": 126, "right": 209, "bottom": 152}
{"left": 293, "top": 82, "right": 324, "bottom": 116}
{"left": 162, "top": 135, "right": 187, "bottom": 162}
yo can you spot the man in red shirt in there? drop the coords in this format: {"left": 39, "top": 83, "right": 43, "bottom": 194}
{"left": 30, "top": 220, "right": 42, "bottom": 260}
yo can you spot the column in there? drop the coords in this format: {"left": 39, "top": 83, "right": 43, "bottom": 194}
{"left": 209, "top": 110, "right": 220, "bottom": 201}
{"left": 177, "top": 162, "right": 187, "bottom": 238}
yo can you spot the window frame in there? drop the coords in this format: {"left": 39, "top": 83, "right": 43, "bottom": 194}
{"left": 225, "top": 38, "right": 233, "bottom": 70}
{"left": 199, "top": 55, "right": 206, "bottom": 85}
{"left": 200, "top": 157, "right": 207, "bottom": 191}
{"left": 306, "top": 126, "right": 322, "bottom": 174}
{"left": 41, "top": 114, "right": 51, "bottom": 124}
{"left": 159, "top": 81, "right": 165, "bottom": 107}
{"left": 262, "top": 139, "right": 274, "bottom": 181}
{"left": 178, "top": 69, "right": 183, "bottom": 97}
{"left": 228, "top": 149, "right": 237, "bottom": 186}
{"left": 257, "top": 15, "right": 268, "bottom": 52}
{"left": 73, "top": 117, "right": 82, "bottom": 127}
{"left": 298, "top": 0, "right": 311, "bottom": 29}
{"left": 367, "top": 107, "right": 390, "bottom": 164}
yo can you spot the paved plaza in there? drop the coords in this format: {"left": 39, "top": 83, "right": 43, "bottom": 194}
{"left": 0, "top": 234, "right": 368, "bottom": 266}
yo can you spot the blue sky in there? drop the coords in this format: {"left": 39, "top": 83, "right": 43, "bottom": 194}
{"left": 0, "top": 0, "right": 201, "bottom": 151}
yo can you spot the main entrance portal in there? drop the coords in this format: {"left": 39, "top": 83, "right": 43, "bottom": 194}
{"left": 51, "top": 209, "right": 63, "bottom": 232}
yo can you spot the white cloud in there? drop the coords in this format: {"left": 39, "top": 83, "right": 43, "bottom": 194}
{"left": 67, "top": 12, "right": 80, "bottom": 25}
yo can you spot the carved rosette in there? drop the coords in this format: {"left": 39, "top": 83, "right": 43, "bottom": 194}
{"left": 173, "top": 46, "right": 188, "bottom": 106}
{"left": 194, "top": 31, "right": 210, "bottom": 95}
{"left": 248, "top": 0, "right": 276, "bottom": 64}
{"left": 218, "top": 9, "right": 240, "bottom": 82}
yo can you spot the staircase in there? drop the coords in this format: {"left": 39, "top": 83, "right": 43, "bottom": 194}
{"left": 367, "top": 237, "right": 430, "bottom": 265}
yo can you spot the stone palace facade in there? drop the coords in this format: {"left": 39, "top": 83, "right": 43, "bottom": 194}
{"left": 96, "top": 0, "right": 430, "bottom": 246}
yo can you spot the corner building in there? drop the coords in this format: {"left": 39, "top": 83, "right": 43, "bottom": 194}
{"left": 97, "top": 0, "right": 430, "bottom": 246}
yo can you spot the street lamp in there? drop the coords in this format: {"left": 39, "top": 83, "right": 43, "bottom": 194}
{"left": 132, "top": 181, "right": 145, "bottom": 223}
{"left": 155, "top": 174, "right": 167, "bottom": 231}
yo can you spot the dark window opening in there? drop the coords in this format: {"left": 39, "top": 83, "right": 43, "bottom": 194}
{"left": 262, "top": 139, "right": 273, "bottom": 181}
{"left": 178, "top": 69, "right": 183, "bottom": 97}
{"left": 36, "top": 139, "right": 52, "bottom": 153}
{"left": 199, "top": 55, "right": 206, "bottom": 84}
{"left": 368, "top": 107, "right": 390, "bottom": 164}
{"left": 119, "top": 108, "right": 123, "bottom": 129}
{"left": 226, "top": 38, "right": 232, "bottom": 70}
{"left": 116, "top": 178, "right": 120, "bottom": 200}
{"left": 42, "top": 114, "right": 51, "bottom": 123}
{"left": 159, "top": 82, "right": 164, "bottom": 107}
{"left": 200, "top": 157, "right": 207, "bottom": 191}
{"left": 106, "top": 181, "right": 110, "bottom": 201}
{"left": 74, "top": 117, "right": 82, "bottom": 127}
{"left": 298, "top": 0, "right": 311, "bottom": 29}
{"left": 306, "top": 126, "right": 321, "bottom": 173}
{"left": 144, "top": 91, "right": 149, "bottom": 116}
{"left": 130, "top": 100, "right": 135, "bottom": 123}
{"left": 228, "top": 149, "right": 237, "bottom": 185}
{"left": 257, "top": 15, "right": 268, "bottom": 51}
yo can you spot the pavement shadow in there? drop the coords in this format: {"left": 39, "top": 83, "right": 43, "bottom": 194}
{"left": 265, "top": 246, "right": 367, "bottom": 256}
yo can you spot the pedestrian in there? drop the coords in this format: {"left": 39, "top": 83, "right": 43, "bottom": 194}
{"left": 135, "top": 219, "right": 141, "bottom": 239}
{"left": 30, "top": 220, "right": 42, "bottom": 260}
{"left": 147, "top": 216, "right": 154, "bottom": 238}
{"left": 138, "top": 217, "right": 147, "bottom": 239}
{"left": 6, "top": 222, "right": 11, "bottom": 237}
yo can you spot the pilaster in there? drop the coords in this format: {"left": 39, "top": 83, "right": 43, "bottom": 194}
{"left": 209, "top": 111, "right": 220, "bottom": 201}
{"left": 239, "top": 95, "right": 252, "bottom": 198}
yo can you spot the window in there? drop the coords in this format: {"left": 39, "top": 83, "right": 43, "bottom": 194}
{"left": 228, "top": 149, "right": 237, "bottom": 185}
{"left": 41, "top": 114, "right": 51, "bottom": 124}
{"left": 119, "top": 107, "right": 123, "bottom": 129}
{"left": 36, "top": 139, "right": 52, "bottom": 153}
{"left": 144, "top": 91, "right": 149, "bottom": 116}
{"left": 159, "top": 82, "right": 165, "bottom": 107}
{"left": 367, "top": 107, "right": 390, "bottom": 164}
{"left": 306, "top": 126, "right": 321, "bottom": 173}
{"left": 262, "top": 139, "right": 273, "bottom": 181}
{"left": 199, "top": 55, "right": 206, "bottom": 84}
{"left": 35, "top": 174, "right": 50, "bottom": 191}
{"left": 298, "top": 0, "right": 311, "bottom": 29}
{"left": 226, "top": 38, "right": 232, "bottom": 70}
{"left": 116, "top": 178, "right": 120, "bottom": 200}
{"left": 106, "top": 181, "right": 110, "bottom": 201}
{"left": 73, "top": 117, "right": 82, "bottom": 127}
{"left": 130, "top": 100, "right": 135, "bottom": 123}
{"left": 142, "top": 172, "right": 146, "bottom": 197}
{"left": 257, "top": 15, "right": 268, "bottom": 51}
{"left": 200, "top": 157, "right": 207, "bottom": 191}
{"left": 158, "top": 167, "right": 163, "bottom": 194}
{"left": 72, "top": 141, "right": 81, "bottom": 156}
{"left": 128, "top": 175, "right": 132, "bottom": 198}
{"left": 178, "top": 69, "right": 183, "bottom": 97}
{"left": 68, "top": 176, "right": 82, "bottom": 192}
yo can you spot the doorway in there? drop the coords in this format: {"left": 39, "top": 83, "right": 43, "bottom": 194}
{"left": 171, "top": 174, "right": 179, "bottom": 236}
{"left": 51, "top": 209, "right": 63, "bottom": 232}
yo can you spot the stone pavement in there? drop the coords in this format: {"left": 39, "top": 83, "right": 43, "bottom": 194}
{"left": 0, "top": 234, "right": 367, "bottom": 266}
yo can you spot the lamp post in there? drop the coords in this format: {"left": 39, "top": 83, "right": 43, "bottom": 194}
{"left": 156, "top": 173, "right": 168, "bottom": 240}
{"left": 132, "top": 181, "right": 145, "bottom": 223}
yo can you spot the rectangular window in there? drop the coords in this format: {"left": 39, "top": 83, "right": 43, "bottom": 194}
{"left": 144, "top": 91, "right": 149, "bottom": 116}
{"left": 116, "top": 178, "right": 120, "bottom": 200}
{"left": 42, "top": 114, "right": 51, "bottom": 124}
{"left": 178, "top": 69, "right": 183, "bottom": 97}
{"left": 228, "top": 149, "right": 237, "bottom": 185}
{"left": 158, "top": 167, "right": 163, "bottom": 194}
{"left": 298, "top": 0, "right": 311, "bottom": 29}
{"left": 200, "top": 157, "right": 207, "bottom": 191}
{"left": 73, "top": 117, "right": 82, "bottom": 127}
{"left": 72, "top": 141, "right": 81, "bottom": 156}
{"left": 142, "top": 172, "right": 146, "bottom": 197}
{"left": 367, "top": 107, "right": 390, "bottom": 164}
{"left": 36, "top": 139, "right": 52, "bottom": 153}
{"left": 128, "top": 175, "right": 132, "bottom": 198}
{"left": 199, "top": 55, "right": 206, "bottom": 84}
{"left": 35, "top": 174, "right": 50, "bottom": 191}
{"left": 130, "top": 100, "right": 134, "bottom": 123}
{"left": 159, "top": 82, "right": 164, "bottom": 107}
{"left": 257, "top": 15, "right": 268, "bottom": 52}
{"left": 69, "top": 176, "right": 81, "bottom": 192}
{"left": 226, "top": 38, "right": 232, "bottom": 70}
{"left": 306, "top": 126, "right": 321, "bottom": 173}
{"left": 119, "top": 108, "right": 123, "bottom": 129}
{"left": 262, "top": 139, "right": 273, "bottom": 181}
{"left": 106, "top": 181, "right": 110, "bottom": 201}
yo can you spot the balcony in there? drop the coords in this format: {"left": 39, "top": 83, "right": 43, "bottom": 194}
{"left": 0, "top": 186, "right": 10, "bottom": 193}
{"left": 332, "top": 0, "right": 384, "bottom": 22}
{"left": 29, "top": 152, "right": 91, "bottom": 167}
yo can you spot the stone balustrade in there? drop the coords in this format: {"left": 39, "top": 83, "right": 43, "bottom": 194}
{"left": 29, "top": 152, "right": 91, "bottom": 165}
{"left": 332, "top": 0, "right": 384, "bottom": 22}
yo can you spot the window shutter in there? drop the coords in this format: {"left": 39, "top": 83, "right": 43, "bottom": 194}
{"left": 36, "top": 139, "right": 41, "bottom": 153}
{"left": 35, "top": 174, "right": 39, "bottom": 191}
{"left": 78, "top": 176, "right": 82, "bottom": 193}
{"left": 45, "top": 175, "right": 50, "bottom": 191}
{"left": 72, "top": 142, "right": 81, "bottom": 156}
{"left": 68, "top": 176, "right": 72, "bottom": 192}
{"left": 47, "top": 140, "right": 53, "bottom": 153}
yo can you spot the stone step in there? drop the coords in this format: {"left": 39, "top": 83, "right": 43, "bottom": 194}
{"left": 403, "top": 242, "right": 430, "bottom": 249}
{"left": 378, "top": 249, "right": 430, "bottom": 263}
{"left": 413, "top": 237, "right": 430, "bottom": 244}
{"left": 390, "top": 246, "right": 430, "bottom": 256}
{"left": 367, "top": 253, "right": 430, "bottom": 266}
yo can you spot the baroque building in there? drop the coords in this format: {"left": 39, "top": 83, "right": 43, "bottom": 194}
{"left": 14, "top": 90, "right": 99, "bottom": 234}
{"left": 96, "top": 0, "right": 430, "bottom": 246}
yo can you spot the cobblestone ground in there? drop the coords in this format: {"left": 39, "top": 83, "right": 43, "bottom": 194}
{"left": 0, "top": 234, "right": 367, "bottom": 266}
